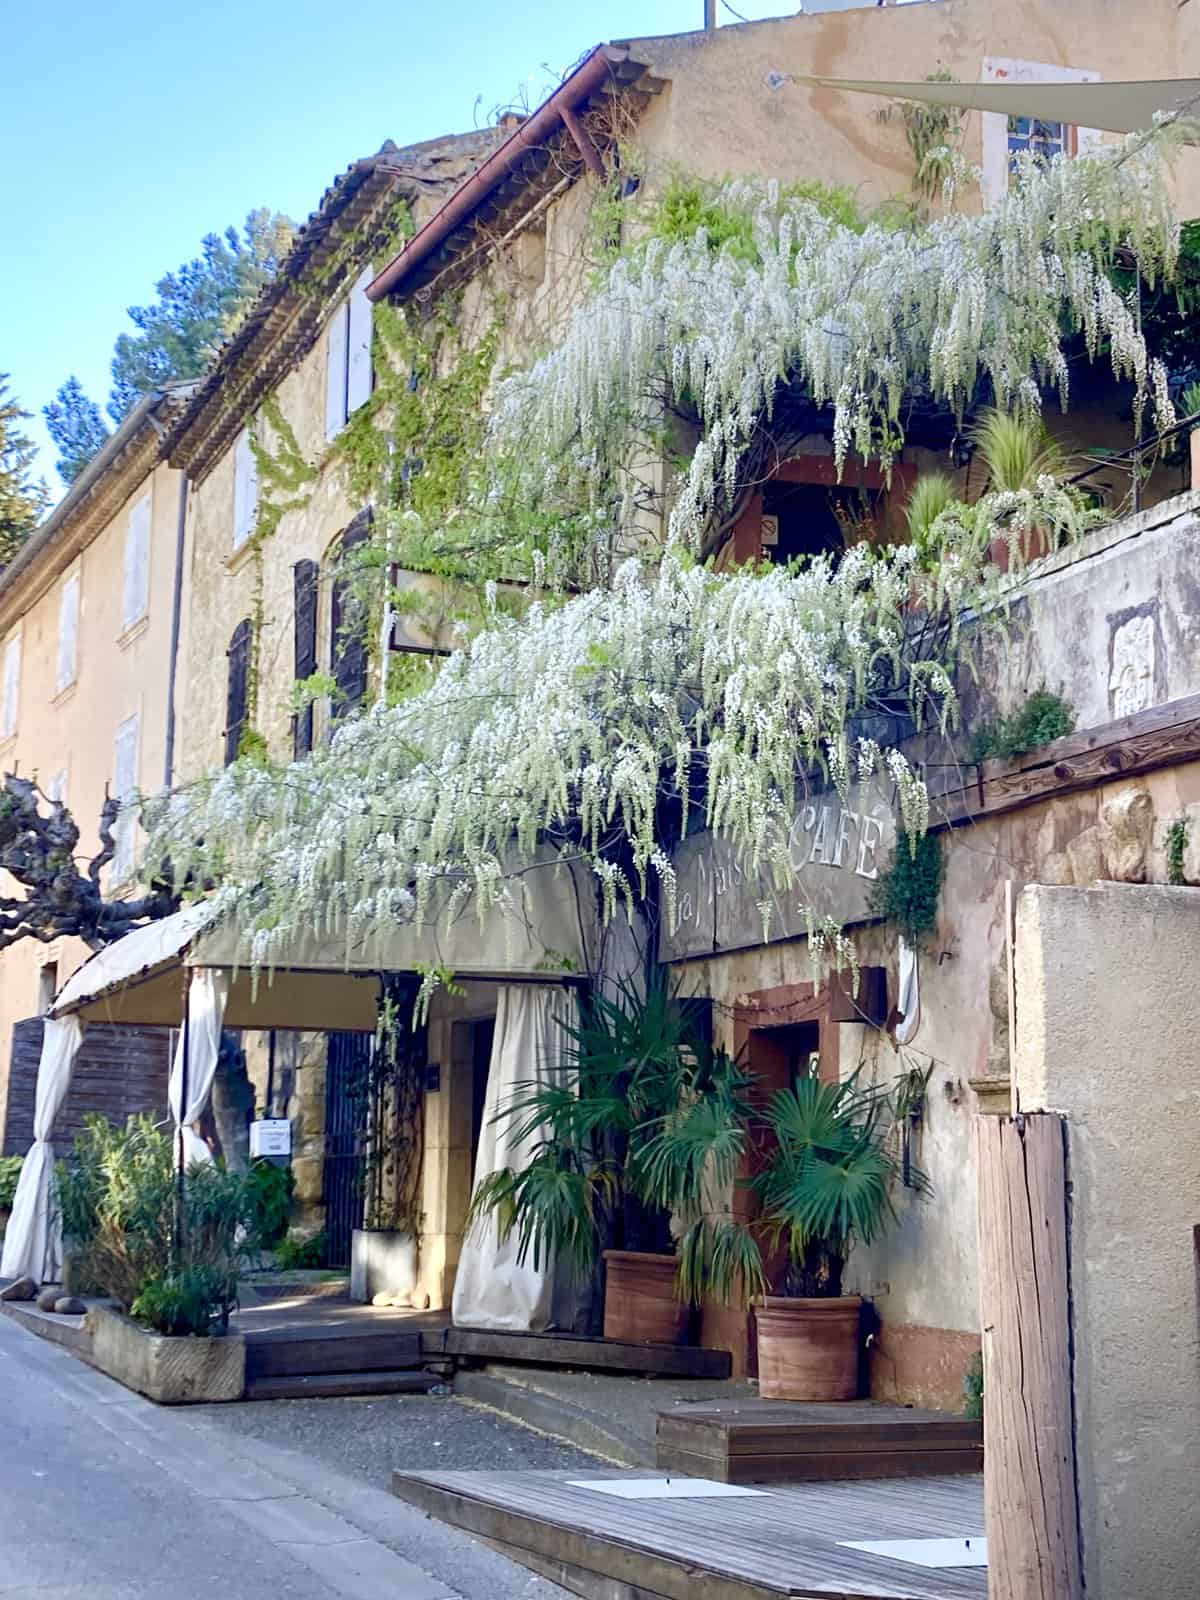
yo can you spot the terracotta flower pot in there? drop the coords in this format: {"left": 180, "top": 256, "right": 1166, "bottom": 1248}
{"left": 602, "top": 1249, "right": 689, "bottom": 1345}
{"left": 755, "top": 1294, "right": 863, "bottom": 1400}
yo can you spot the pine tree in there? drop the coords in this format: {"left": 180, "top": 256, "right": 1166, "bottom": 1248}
{"left": 43, "top": 376, "right": 111, "bottom": 486}
{"left": 0, "top": 375, "right": 48, "bottom": 565}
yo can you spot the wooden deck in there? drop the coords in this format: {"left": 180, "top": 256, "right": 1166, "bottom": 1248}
{"left": 232, "top": 1289, "right": 732, "bottom": 1396}
{"left": 391, "top": 1467, "right": 988, "bottom": 1600}
{"left": 656, "top": 1399, "right": 983, "bottom": 1484}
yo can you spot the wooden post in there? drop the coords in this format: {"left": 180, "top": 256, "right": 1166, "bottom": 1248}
{"left": 976, "top": 1114, "right": 1082, "bottom": 1600}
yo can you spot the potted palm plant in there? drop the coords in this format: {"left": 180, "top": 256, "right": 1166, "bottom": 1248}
{"left": 752, "top": 1067, "right": 915, "bottom": 1400}
{"left": 971, "top": 406, "right": 1068, "bottom": 571}
{"left": 469, "top": 975, "right": 755, "bottom": 1345}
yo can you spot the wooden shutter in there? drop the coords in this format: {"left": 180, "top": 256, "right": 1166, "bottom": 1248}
{"left": 346, "top": 265, "right": 374, "bottom": 416}
{"left": 233, "top": 429, "right": 258, "bottom": 549}
{"left": 225, "top": 619, "right": 253, "bottom": 765}
{"left": 112, "top": 713, "right": 140, "bottom": 880}
{"left": 122, "top": 495, "right": 151, "bottom": 629}
{"left": 330, "top": 512, "right": 371, "bottom": 720}
{"left": 57, "top": 572, "right": 80, "bottom": 693}
{"left": 325, "top": 301, "right": 350, "bottom": 440}
{"left": 292, "top": 559, "right": 319, "bottom": 757}
{"left": 2, "top": 634, "right": 21, "bottom": 738}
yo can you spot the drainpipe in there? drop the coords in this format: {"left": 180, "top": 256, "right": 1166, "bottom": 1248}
{"left": 163, "top": 471, "right": 189, "bottom": 788}
{"left": 704, "top": 0, "right": 717, "bottom": 28}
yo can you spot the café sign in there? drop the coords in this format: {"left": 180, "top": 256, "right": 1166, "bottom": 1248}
{"left": 659, "top": 779, "right": 897, "bottom": 962}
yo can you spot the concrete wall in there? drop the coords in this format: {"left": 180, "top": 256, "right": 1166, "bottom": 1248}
{"left": 0, "top": 455, "right": 182, "bottom": 1146}
{"left": 1013, "top": 882, "right": 1200, "bottom": 1600}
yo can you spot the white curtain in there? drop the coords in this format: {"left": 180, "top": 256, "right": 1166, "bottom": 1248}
{"left": 167, "top": 967, "right": 229, "bottom": 1168}
{"left": 1, "top": 1016, "right": 84, "bottom": 1284}
{"left": 452, "top": 984, "right": 578, "bottom": 1332}
{"left": 895, "top": 936, "right": 921, "bottom": 1045}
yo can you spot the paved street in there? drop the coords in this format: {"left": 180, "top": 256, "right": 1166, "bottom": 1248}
{"left": 0, "top": 1313, "right": 571, "bottom": 1600}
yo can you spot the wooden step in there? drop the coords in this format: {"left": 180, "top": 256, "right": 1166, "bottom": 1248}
{"left": 245, "top": 1329, "right": 423, "bottom": 1379}
{"left": 429, "top": 1326, "right": 731, "bottom": 1379}
{"left": 244, "top": 1368, "right": 438, "bottom": 1401}
{"left": 656, "top": 1399, "right": 983, "bottom": 1484}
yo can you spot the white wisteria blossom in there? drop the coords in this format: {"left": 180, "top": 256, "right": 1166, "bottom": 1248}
{"left": 146, "top": 547, "right": 980, "bottom": 968}
{"left": 488, "top": 133, "right": 1179, "bottom": 559}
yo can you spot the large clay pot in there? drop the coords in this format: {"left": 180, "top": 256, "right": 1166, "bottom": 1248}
{"left": 756, "top": 1294, "right": 863, "bottom": 1400}
{"left": 602, "top": 1249, "right": 689, "bottom": 1345}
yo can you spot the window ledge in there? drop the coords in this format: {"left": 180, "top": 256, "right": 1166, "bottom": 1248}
{"left": 117, "top": 616, "right": 150, "bottom": 650}
{"left": 226, "top": 537, "right": 257, "bottom": 575}
{"left": 51, "top": 680, "right": 77, "bottom": 709}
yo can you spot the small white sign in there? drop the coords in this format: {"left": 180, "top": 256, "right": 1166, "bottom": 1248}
{"left": 566, "top": 1477, "right": 765, "bottom": 1500}
{"left": 838, "top": 1537, "right": 988, "bottom": 1570}
{"left": 249, "top": 1119, "right": 292, "bottom": 1158}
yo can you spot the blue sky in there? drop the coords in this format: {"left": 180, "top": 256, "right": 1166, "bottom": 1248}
{"left": 5, "top": 0, "right": 795, "bottom": 492}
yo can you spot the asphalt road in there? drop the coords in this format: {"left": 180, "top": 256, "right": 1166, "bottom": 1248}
{"left": 0, "top": 1312, "right": 576, "bottom": 1600}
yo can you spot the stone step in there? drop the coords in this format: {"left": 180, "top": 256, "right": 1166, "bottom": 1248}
{"left": 244, "top": 1368, "right": 439, "bottom": 1401}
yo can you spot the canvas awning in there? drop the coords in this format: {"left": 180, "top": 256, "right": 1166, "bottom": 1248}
{"left": 796, "top": 76, "right": 1200, "bottom": 135}
{"left": 50, "top": 856, "right": 592, "bottom": 1032}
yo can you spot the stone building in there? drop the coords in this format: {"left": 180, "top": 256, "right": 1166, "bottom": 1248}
{"left": 5, "top": 2, "right": 1200, "bottom": 1439}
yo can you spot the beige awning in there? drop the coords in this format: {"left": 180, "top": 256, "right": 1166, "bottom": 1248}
{"left": 50, "top": 853, "right": 592, "bottom": 1030}
{"left": 797, "top": 76, "right": 1200, "bottom": 135}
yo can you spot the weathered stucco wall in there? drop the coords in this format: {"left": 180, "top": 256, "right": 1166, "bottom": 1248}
{"left": 629, "top": 0, "right": 1200, "bottom": 215}
{"left": 1014, "top": 882, "right": 1200, "bottom": 1600}
{"left": 0, "top": 457, "right": 182, "bottom": 1146}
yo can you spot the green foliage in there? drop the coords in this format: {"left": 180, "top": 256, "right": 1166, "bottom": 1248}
{"left": 970, "top": 688, "right": 1076, "bottom": 763}
{"left": 0, "top": 1153, "right": 22, "bottom": 1209}
{"left": 971, "top": 406, "right": 1067, "bottom": 494}
{"left": 469, "top": 975, "right": 749, "bottom": 1298}
{"left": 880, "top": 72, "right": 966, "bottom": 204}
{"left": 903, "top": 472, "right": 957, "bottom": 566}
{"left": 963, "top": 1350, "right": 984, "bottom": 1420}
{"left": 1166, "top": 817, "right": 1189, "bottom": 886}
{"left": 54, "top": 1113, "right": 253, "bottom": 1335}
{"left": 244, "top": 1158, "right": 294, "bottom": 1249}
{"left": 870, "top": 833, "right": 944, "bottom": 947}
{"left": 109, "top": 210, "right": 296, "bottom": 423}
{"left": 273, "top": 1228, "right": 328, "bottom": 1270}
{"left": 43, "top": 376, "right": 111, "bottom": 486}
{"left": 755, "top": 1069, "right": 912, "bottom": 1298}
{"left": 648, "top": 174, "right": 864, "bottom": 260}
{"left": 0, "top": 374, "right": 47, "bottom": 564}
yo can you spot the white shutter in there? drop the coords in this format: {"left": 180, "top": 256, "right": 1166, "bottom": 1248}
{"left": 1, "top": 634, "right": 21, "bottom": 739}
{"left": 325, "top": 301, "right": 350, "bottom": 440}
{"left": 112, "top": 713, "right": 140, "bottom": 880}
{"left": 122, "top": 495, "right": 151, "bottom": 629}
{"left": 346, "top": 265, "right": 375, "bottom": 416}
{"left": 47, "top": 768, "right": 68, "bottom": 805}
{"left": 57, "top": 572, "right": 80, "bottom": 692}
{"left": 233, "top": 428, "right": 259, "bottom": 549}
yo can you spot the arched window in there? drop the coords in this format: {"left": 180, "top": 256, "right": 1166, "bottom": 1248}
{"left": 329, "top": 510, "right": 371, "bottom": 720}
{"left": 292, "top": 559, "right": 318, "bottom": 757}
{"left": 224, "top": 619, "right": 253, "bottom": 766}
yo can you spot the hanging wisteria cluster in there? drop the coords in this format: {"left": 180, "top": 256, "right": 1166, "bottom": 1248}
{"left": 488, "top": 131, "right": 1180, "bottom": 556}
{"left": 145, "top": 545, "right": 986, "bottom": 967}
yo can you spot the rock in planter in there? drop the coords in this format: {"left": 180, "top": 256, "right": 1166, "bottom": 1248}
{"left": 36, "top": 1286, "right": 63, "bottom": 1311}
{"left": 86, "top": 1304, "right": 245, "bottom": 1404}
{"left": 0, "top": 1275, "right": 37, "bottom": 1302}
{"left": 54, "top": 1296, "right": 87, "bottom": 1315}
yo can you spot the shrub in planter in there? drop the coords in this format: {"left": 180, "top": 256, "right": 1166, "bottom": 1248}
{"left": 54, "top": 1112, "right": 254, "bottom": 1336}
{"left": 274, "top": 1228, "right": 328, "bottom": 1271}
{"left": 244, "top": 1158, "right": 294, "bottom": 1251}
{"left": 470, "top": 975, "right": 755, "bottom": 1344}
{"left": 752, "top": 1069, "right": 919, "bottom": 1400}
{"left": 0, "top": 1152, "right": 21, "bottom": 1238}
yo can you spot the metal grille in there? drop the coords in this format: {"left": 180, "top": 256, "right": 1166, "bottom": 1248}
{"left": 323, "top": 1031, "right": 370, "bottom": 1267}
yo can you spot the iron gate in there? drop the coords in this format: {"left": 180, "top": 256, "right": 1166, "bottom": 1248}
{"left": 323, "top": 1031, "right": 371, "bottom": 1267}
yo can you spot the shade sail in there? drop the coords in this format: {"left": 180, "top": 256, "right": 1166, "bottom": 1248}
{"left": 49, "top": 854, "right": 591, "bottom": 1031}
{"left": 796, "top": 76, "right": 1200, "bottom": 135}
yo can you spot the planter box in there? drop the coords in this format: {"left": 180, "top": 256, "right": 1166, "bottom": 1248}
{"left": 350, "top": 1229, "right": 418, "bottom": 1304}
{"left": 86, "top": 1304, "right": 245, "bottom": 1404}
